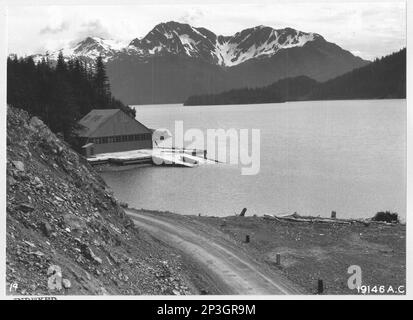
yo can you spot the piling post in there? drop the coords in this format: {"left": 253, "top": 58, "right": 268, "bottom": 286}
{"left": 317, "top": 279, "right": 324, "bottom": 294}
{"left": 276, "top": 254, "right": 281, "bottom": 266}
{"left": 331, "top": 211, "right": 337, "bottom": 219}
{"left": 192, "top": 149, "right": 196, "bottom": 156}
{"left": 204, "top": 150, "right": 207, "bottom": 159}
{"left": 240, "top": 208, "right": 247, "bottom": 217}
{"left": 245, "top": 235, "right": 250, "bottom": 243}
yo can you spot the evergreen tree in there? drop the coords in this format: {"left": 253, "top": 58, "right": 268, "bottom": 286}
{"left": 56, "top": 50, "right": 66, "bottom": 74}
{"left": 7, "top": 53, "right": 136, "bottom": 143}
{"left": 94, "top": 55, "right": 111, "bottom": 109}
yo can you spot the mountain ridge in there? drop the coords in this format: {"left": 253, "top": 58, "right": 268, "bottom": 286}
{"left": 30, "top": 21, "right": 338, "bottom": 67}
{"left": 26, "top": 21, "right": 370, "bottom": 104}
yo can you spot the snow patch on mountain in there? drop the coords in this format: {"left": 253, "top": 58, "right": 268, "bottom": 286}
{"left": 213, "top": 28, "right": 320, "bottom": 66}
{"left": 178, "top": 34, "right": 198, "bottom": 55}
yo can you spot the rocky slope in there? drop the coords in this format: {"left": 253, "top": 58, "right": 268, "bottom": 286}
{"left": 29, "top": 21, "right": 369, "bottom": 104}
{"left": 6, "top": 106, "right": 197, "bottom": 296}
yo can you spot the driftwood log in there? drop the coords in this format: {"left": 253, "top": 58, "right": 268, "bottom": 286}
{"left": 263, "top": 214, "right": 379, "bottom": 226}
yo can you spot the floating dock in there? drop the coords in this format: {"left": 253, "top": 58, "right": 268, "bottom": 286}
{"left": 87, "top": 148, "right": 214, "bottom": 168}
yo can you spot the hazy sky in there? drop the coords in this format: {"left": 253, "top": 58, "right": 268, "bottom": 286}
{"left": 7, "top": 0, "right": 406, "bottom": 60}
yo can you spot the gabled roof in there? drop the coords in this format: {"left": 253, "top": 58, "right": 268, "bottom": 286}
{"left": 78, "top": 109, "right": 121, "bottom": 137}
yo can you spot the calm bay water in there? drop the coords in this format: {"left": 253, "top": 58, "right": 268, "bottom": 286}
{"left": 100, "top": 100, "right": 406, "bottom": 219}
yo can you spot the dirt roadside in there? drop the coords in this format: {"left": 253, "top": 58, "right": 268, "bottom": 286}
{"left": 127, "top": 209, "right": 305, "bottom": 295}
{"left": 127, "top": 209, "right": 406, "bottom": 295}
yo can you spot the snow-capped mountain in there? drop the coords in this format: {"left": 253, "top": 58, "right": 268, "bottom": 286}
{"left": 127, "top": 22, "right": 322, "bottom": 66}
{"left": 216, "top": 26, "right": 320, "bottom": 66}
{"left": 70, "top": 37, "right": 126, "bottom": 60}
{"left": 29, "top": 21, "right": 369, "bottom": 104}
{"left": 33, "top": 22, "right": 324, "bottom": 67}
{"left": 32, "top": 36, "right": 127, "bottom": 64}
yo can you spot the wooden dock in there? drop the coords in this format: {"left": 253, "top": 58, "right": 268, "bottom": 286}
{"left": 87, "top": 148, "right": 213, "bottom": 168}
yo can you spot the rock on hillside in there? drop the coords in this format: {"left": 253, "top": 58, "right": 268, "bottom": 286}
{"left": 6, "top": 106, "right": 193, "bottom": 295}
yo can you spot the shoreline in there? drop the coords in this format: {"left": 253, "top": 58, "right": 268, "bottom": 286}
{"left": 120, "top": 206, "right": 407, "bottom": 225}
{"left": 133, "top": 98, "right": 407, "bottom": 108}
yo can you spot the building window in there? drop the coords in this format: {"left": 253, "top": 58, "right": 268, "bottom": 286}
{"left": 88, "top": 133, "right": 152, "bottom": 145}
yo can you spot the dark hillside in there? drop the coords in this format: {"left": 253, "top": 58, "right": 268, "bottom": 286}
{"left": 184, "top": 48, "right": 406, "bottom": 106}
{"left": 310, "top": 48, "right": 406, "bottom": 100}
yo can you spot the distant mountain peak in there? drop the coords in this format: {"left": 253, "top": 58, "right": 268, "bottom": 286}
{"left": 32, "top": 36, "right": 128, "bottom": 64}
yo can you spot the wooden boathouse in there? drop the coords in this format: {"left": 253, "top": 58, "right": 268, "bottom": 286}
{"left": 77, "top": 109, "right": 153, "bottom": 157}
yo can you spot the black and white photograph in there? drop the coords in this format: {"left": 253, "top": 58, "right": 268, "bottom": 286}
{"left": 1, "top": 0, "right": 410, "bottom": 301}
